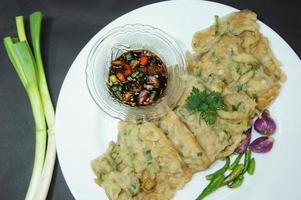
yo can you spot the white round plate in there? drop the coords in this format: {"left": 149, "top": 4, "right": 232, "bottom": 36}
{"left": 56, "top": 0, "right": 301, "bottom": 199}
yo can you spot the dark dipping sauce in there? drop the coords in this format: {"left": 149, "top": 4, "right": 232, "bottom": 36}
{"left": 108, "top": 49, "right": 167, "bottom": 106}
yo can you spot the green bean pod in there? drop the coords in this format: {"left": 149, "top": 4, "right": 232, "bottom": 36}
{"left": 229, "top": 154, "right": 243, "bottom": 170}
{"left": 221, "top": 164, "right": 244, "bottom": 186}
{"left": 227, "top": 174, "right": 244, "bottom": 189}
{"left": 247, "top": 158, "right": 256, "bottom": 175}
{"left": 243, "top": 149, "right": 251, "bottom": 173}
{"left": 196, "top": 174, "right": 224, "bottom": 200}
{"left": 206, "top": 157, "right": 230, "bottom": 180}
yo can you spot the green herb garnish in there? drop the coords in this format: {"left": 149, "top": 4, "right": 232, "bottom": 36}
{"left": 233, "top": 101, "right": 243, "bottom": 111}
{"left": 186, "top": 87, "right": 225, "bottom": 125}
{"left": 124, "top": 53, "right": 132, "bottom": 61}
{"left": 236, "top": 84, "right": 244, "bottom": 92}
{"left": 251, "top": 93, "right": 258, "bottom": 102}
{"left": 242, "top": 62, "right": 259, "bottom": 75}
{"left": 214, "top": 15, "right": 220, "bottom": 35}
{"left": 211, "top": 52, "right": 220, "bottom": 64}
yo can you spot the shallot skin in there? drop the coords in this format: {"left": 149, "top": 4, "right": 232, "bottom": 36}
{"left": 249, "top": 136, "right": 274, "bottom": 153}
{"left": 254, "top": 110, "right": 276, "bottom": 136}
{"left": 235, "top": 127, "right": 252, "bottom": 154}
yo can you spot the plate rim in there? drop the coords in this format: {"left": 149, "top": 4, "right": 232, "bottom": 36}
{"left": 55, "top": 1, "right": 301, "bottom": 199}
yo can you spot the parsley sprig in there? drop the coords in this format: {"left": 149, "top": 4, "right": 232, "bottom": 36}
{"left": 186, "top": 87, "right": 225, "bottom": 125}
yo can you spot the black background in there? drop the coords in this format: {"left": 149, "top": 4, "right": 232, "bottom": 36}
{"left": 0, "top": 0, "right": 300, "bottom": 200}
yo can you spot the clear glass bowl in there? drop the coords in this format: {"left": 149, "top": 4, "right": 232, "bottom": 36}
{"left": 86, "top": 24, "right": 187, "bottom": 121}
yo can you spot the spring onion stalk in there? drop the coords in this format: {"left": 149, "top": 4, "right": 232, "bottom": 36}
{"left": 16, "top": 16, "right": 27, "bottom": 42}
{"left": 29, "top": 11, "right": 56, "bottom": 200}
{"left": 4, "top": 38, "right": 47, "bottom": 200}
{"left": 4, "top": 11, "right": 56, "bottom": 200}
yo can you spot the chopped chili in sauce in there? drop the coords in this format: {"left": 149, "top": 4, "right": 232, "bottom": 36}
{"left": 108, "top": 49, "right": 167, "bottom": 106}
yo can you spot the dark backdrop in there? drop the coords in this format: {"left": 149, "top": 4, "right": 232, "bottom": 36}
{"left": 0, "top": 0, "right": 300, "bottom": 200}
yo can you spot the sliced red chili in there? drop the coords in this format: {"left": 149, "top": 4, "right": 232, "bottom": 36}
{"left": 116, "top": 72, "right": 125, "bottom": 82}
{"left": 123, "top": 64, "right": 132, "bottom": 77}
{"left": 140, "top": 56, "right": 148, "bottom": 65}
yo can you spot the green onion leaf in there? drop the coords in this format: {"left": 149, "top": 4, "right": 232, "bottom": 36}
{"left": 3, "top": 11, "right": 56, "bottom": 200}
